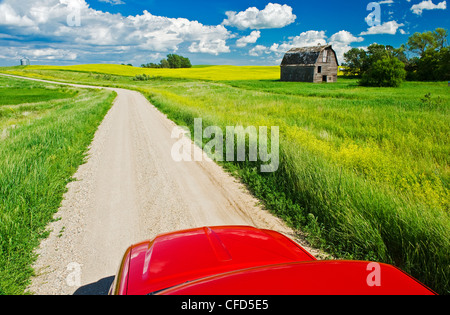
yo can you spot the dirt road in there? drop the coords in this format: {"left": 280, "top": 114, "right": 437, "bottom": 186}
{"left": 1, "top": 74, "right": 323, "bottom": 295}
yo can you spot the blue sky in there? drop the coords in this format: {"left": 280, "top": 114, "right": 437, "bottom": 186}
{"left": 0, "top": 0, "right": 448, "bottom": 66}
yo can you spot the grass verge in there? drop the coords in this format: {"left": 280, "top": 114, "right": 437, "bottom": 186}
{"left": 0, "top": 76, "right": 116, "bottom": 294}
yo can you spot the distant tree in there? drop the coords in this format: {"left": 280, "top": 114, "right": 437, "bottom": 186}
{"left": 344, "top": 27, "right": 448, "bottom": 82}
{"left": 360, "top": 55, "right": 406, "bottom": 87}
{"left": 407, "top": 31, "right": 437, "bottom": 57}
{"left": 167, "top": 54, "right": 182, "bottom": 68}
{"left": 433, "top": 28, "right": 448, "bottom": 50}
{"left": 415, "top": 47, "right": 450, "bottom": 81}
{"left": 344, "top": 44, "right": 397, "bottom": 75}
{"left": 344, "top": 43, "right": 406, "bottom": 86}
{"left": 343, "top": 48, "right": 367, "bottom": 75}
{"left": 141, "top": 63, "right": 161, "bottom": 68}
{"left": 405, "top": 28, "right": 449, "bottom": 81}
{"left": 141, "top": 54, "right": 192, "bottom": 69}
{"left": 438, "top": 47, "right": 450, "bottom": 80}
{"left": 160, "top": 59, "right": 170, "bottom": 68}
{"left": 390, "top": 44, "right": 409, "bottom": 64}
{"left": 180, "top": 56, "right": 192, "bottom": 68}
{"left": 406, "top": 28, "right": 448, "bottom": 57}
{"left": 366, "top": 43, "right": 390, "bottom": 61}
{"left": 167, "top": 54, "right": 192, "bottom": 68}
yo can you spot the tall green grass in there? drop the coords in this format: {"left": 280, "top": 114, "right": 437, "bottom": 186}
{"left": 0, "top": 76, "right": 116, "bottom": 294}
{"left": 0, "top": 76, "right": 76, "bottom": 106}
{"left": 138, "top": 79, "right": 449, "bottom": 294}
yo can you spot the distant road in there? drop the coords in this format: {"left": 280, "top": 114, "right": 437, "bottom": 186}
{"left": 0, "top": 73, "right": 318, "bottom": 295}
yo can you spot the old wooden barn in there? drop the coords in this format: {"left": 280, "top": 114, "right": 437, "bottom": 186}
{"left": 280, "top": 45, "right": 338, "bottom": 83}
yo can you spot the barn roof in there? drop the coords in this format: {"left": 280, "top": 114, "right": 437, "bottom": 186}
{"left": 281, "top": 45, "right": 336, "bottom": 66}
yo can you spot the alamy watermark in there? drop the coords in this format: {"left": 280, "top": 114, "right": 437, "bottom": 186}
{"left": 171, "top": 118, "right": 280, "bottom": 173}
{"left": 366, "top": 2, "right": 382, "bottom": 27}
{"left": 366, "top": 262, "right": 382, "bottom": 287}
{"left": 66, "top": 262, "right": 82, "bottom": 287}
{"left": 67, "top": 3, "right": 82, "bottom": 27}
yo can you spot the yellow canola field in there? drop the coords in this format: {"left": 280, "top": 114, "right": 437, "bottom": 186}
{"left": 27, "top": 64, "right": 281, "bottom": 81}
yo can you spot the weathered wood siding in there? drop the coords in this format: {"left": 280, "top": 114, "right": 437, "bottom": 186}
{"left": 280, "top": 65, "right": 315, "bottom": 82}
{"left": 280, "top": 46, "right": 338, "bottom": 83}
{"left": 313, "top": 48, "right": 338, "bottom": 83}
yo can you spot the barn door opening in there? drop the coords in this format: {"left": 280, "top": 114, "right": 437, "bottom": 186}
{"left": 322, "top": 75, "right": 327, "bottom": 82}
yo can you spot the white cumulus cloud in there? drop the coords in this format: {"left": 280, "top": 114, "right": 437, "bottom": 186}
{"left": 222, "top": 3, "right": 296, "bottom": 30}
{"left": 189, "top": 39, "right": 230, "bottom": 55}
{"left": 236, "top": 31, "right": 261, "bottom": 47}
{"left": 98, "top": 0, "right": 125, "bottom": 5}
{"left": 255, "top": 30, "right": 364, "bottom": 65}
{"left": 249, "top": 44, "right": 272, "bottom": 57}
{"left": 0, "top": 47, "right": 77, "bottom": 61}
{"left": 268, "top": 30, "right": 328, "bottom": 55}
{"left": 360, "top": 21, "right": 405, "bottom": 35}
{"left": 0, "top": 0, "right": 233, "bottom": 64}
{"left": 328, "top": 31, "right": 364, "bottom": 64}
{"left": 410, "top": 0, "right": 447, "bottom": 15}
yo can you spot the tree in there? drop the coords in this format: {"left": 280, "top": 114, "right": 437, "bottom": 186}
{"left": 390, "top": 44, "right": 409, "bottom": 64}
{"left": 141, "top": 63, "right": 161, "bottom": 68}
{"left": 180, "top": 56, "right": 192, "bottom": 68}
{"left": 360, "top": 56, "right": 406, "bottom": 87}
{"left": 416, "top": 47, "right": 450, "bottom": 81}
{"left": 343, "top": 48, "right": 367, "bottom": 75}
{"left": 141, "top": 54, "right": 192, "bottom": 69}
{"left": 438, "top": 47, "right": 450, "bottom": 80}
{"left": 165, "top": 54, "right": 192, "bottom": 68}
{"left": 344, "top": 44, "right": 397, "bottom": 76}
{"left": 344, "top": 27, "right": 448, "bottom": 82}
{"left": 167, "top": 54, "right": 181, "bottom": 68}
{"left": 406, "top": 28, "right": 448, "bottom": 57}
{"left": 343, "top": 43, "right": 407, "bottom": 87}
{"left": 433, "top": 28, "right": 448, "bottom": 50}
{"left": 160, "top": 59, "right": 170, "bottom": 68}
{"left": 405, "top": 28, "right": 449, "bottom": 81}
{"left": 366, "top": 43, "right": 390, "bottom": 61}
{"left": 406, "top": 31, "right": 436, "bottom": 57}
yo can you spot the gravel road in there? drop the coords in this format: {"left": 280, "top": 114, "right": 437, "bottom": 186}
{"left": 0, "top": 74, "right": 325, "bottom": 295}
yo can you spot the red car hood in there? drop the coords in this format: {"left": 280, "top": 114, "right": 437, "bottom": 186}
{"left": 159, "top": 261, "right": 436, "bottom": 295}
{"left": 124, "top": 226, "right": 316, "bottom": 295}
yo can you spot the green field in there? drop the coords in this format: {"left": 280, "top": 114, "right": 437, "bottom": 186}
{"left": 0, "top": 75, "right": 116, "bottom": 294}
{"left": 0, "top": 65, "right": 448, "bottom": 294}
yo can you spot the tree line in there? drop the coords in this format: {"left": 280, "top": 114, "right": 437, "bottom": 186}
{"left": 343, "top": 28, "right": 449, "bottom": 87}
{"left": 141, "top": 54, "right": 192, "bottom": 69}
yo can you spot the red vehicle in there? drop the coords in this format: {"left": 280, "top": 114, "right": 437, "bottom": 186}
{"left": 109, "top": 226, "right": 435, "bottom": 295}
